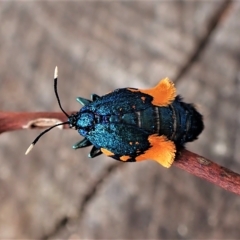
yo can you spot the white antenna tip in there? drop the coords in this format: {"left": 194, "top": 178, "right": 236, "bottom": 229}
{"left": 25, "top": 144, "right": 34, "bottom": 155}
{"left": 54, "top": 66, "right": 58, "bottom": 79}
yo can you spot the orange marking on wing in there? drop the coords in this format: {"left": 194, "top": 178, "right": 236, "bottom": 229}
{"left": 101, "top": 148, "right": 114, "bottom": 156}
{"left": 136, "top": 135, "right": 176, "bottom": 168}
{"left": 129, "top": 78, "right": 176, "bottom": 106}
{"left": 120, "top": 155, "right": 131, "bottom": 161}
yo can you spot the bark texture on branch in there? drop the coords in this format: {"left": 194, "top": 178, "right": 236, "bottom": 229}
{"left": 174, "top": 149, "right": 240, "bottom": 195}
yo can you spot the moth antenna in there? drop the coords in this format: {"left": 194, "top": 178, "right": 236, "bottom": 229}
{"left": 54, "top": 66, "right": 70, "bottom": 118}
{"left": 25, "top": 144, "right": 34, "bottom": 155}
{"left": 54, "top": 66, "right": 58, "bottom": 80}
{"left": 25, "top": 121, "right": 69, "bottom": 155}
{"left": 25, "top": 67, "right": 71, "bottom": 155}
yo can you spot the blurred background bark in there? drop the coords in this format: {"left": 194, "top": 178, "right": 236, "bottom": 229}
{"left": 0, "top": 1, "right": 240, "bottom": 239}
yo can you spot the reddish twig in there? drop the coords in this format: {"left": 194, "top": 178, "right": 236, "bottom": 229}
{"left": 0, "top": 111, "right": 75, "bottom": 134}
{"left": 1, "top": 111, "right": 240, "bottom": 196}
{"left": 174, "top": 150, "right": 240, "bottom": 195}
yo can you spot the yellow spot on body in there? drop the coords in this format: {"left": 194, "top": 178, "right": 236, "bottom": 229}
{"left": 101, "top": 148, "right": 114, "bottom": 156}
{"left": 120, "top": 155, "right": 131, "bottom": 161}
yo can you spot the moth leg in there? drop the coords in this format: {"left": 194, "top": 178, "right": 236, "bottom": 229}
{"left": 72, "top": 138, "right": 92, "bottom": 149}
{"left": 76, "top": 97, "right": 92, "bottom": 106}
{"left": 136, "top": 134, "right": 176, "bottom": 168}
{"left": 89, "top": 146, "right": 102, "bottom": 158}
{"left": 91, "top": 94, "right": 100, "bottom": 101}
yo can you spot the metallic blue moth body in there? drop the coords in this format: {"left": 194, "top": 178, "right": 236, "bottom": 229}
{"left": 69, "top": 81, "right": 204, "bottom": 167}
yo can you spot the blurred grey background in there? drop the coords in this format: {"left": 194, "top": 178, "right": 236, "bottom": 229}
{"left": 0, "top": 1, "right": 240, "bottom": 239}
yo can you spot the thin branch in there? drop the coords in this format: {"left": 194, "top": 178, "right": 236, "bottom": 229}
{"left": 174, "top": 149, "right": 240, "bottom": 195}
{"left": 0, "top": 111, "right": 74, "bottom": 134}
{"left": 1, "top": 111, "right": 240, "bottom": 196}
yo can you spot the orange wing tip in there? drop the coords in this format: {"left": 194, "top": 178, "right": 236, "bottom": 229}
{"left": 130, "top": 78, "right": 177, "bottom": 107}
{"left": 136, "top": 135, "right": 176, "bottom": 168}
{"left": 156, "top": 149, "right": 175, "bottom": 168}
{"left": 151, "top": 78, "right": 176, "bottom": 106}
